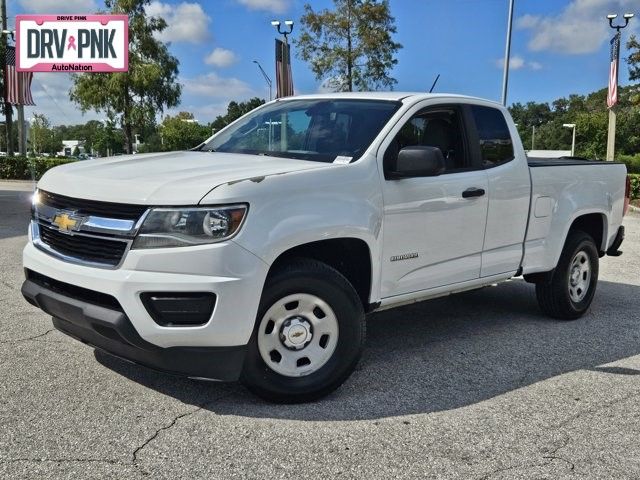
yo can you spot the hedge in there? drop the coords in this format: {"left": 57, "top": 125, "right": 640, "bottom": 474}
{"left": 0, "top": 156, "right": 74, "bottom": 180}
{"left": 619, "top": 154, "right": 640, "bottom": 174}
{"left": 630, "top": 174, "right": 640, "bottom": 200}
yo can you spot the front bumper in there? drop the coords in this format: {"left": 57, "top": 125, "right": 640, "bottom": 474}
{"left": 23, "top": 235, "right": 269, "bottom": 349}
{"left": 21, "top": 276, "right": 246, "bottom": 381}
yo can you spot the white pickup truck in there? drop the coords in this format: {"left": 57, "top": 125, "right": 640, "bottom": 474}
{"left": 22, "top": 93, "right": 630, "bottom": 402}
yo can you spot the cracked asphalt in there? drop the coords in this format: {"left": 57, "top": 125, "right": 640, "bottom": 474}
{"left": 1, "top": 179, "right": 640, "bottom": 479}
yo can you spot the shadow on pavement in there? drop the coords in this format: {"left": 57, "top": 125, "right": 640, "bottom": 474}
{"left": 95, "top": 278, "right": 640, "bottom": 421}
{"left": 0, "top": 189, "right": 33, "bottom": 240}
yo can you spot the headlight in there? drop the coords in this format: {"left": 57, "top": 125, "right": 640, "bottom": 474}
{"left": 132, "top": 205, "right": 248, "bottom": 249}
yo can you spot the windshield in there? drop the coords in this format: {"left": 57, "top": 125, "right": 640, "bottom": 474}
{"left": 198, "top": 99, "right": 401, "bottom": 163}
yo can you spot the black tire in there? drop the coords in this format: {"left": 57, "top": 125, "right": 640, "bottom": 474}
{"left": 241, "top": 258, "right": 366, "bottom": 403}
{"left": 535, "top": 230, "right": 599, "bottom": 320}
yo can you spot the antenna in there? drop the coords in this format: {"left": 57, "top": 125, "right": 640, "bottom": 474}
{"left": 429, "top": 74, "right": 440, "bottom": 93}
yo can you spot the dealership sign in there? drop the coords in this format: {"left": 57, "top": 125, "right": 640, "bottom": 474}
{"left": 16, "top": 15, "right": 128, "bottom": 72}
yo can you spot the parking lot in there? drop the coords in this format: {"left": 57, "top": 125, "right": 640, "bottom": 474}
{"left": 1, "top": 179, "right": 640, "bottom": 479}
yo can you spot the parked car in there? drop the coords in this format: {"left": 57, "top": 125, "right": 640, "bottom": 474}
{"left": 22, "top": 93, "right": 630, "bottom": 402}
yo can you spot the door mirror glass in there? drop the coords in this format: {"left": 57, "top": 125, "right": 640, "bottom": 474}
{"left": 388, "top": 146, "right": 446, "bottom": 179}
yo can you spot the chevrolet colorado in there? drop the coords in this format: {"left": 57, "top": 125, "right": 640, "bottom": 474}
{"left": 22, "top": 93, "right": 630, "bottom": 402}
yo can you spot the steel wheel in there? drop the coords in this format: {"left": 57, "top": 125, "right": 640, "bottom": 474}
{"left": 257, "top": 293, "right": 339, "bottom": 377}
{"left": 568, "top": 250, "right": 591, "bottom": 303}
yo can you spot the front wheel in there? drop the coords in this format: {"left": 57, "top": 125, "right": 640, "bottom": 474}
{"left": 535, "top": 230, "right": 599, "bottom": 320}
{"left": 241, "top": 259, "right": 365, "bottom": 403}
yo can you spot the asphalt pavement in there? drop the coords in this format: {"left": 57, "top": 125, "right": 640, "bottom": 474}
{"left": 1, "top": 179, "right": 640, "bottom": 479}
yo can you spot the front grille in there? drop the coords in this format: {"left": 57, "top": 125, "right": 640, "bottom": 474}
{"left": 25, "top": 269, "right": 122, "bottom": 311}
{"left": 38, "top": 225, "right": 128, "bottom": 267}
{"left": 40, "top": 190, "right": 148, "bottom": 221}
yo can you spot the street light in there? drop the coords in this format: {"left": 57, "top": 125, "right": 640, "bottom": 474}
{"left": 605, "top": 13, "right": 634, "bottom": 161}
{"left": 253, "top": 60, "right": 272, "bottom": 101}
{"left": 607, "top": 13, "right": 634, "bottom": 31}
{"left": 563, "top": 123, "right": 576, "bottom": 157}
{"left": 501, "top": 0, "right": 515, "bottom": 106}
{"left": 271, "top": 20, "right": 294, "bottom": 40}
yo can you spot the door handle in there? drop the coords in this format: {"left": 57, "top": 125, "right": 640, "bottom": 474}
{"left": 462, "top": 187, "right": 486, "bottom": 198}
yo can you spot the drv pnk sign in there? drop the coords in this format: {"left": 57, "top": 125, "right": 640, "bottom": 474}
{"left": 16, "top": 15, "right": 128, "bottom": 72}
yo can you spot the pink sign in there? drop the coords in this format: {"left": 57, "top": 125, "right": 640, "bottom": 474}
{"left": 16, "top": 14, "right": 129, "bottom": 72}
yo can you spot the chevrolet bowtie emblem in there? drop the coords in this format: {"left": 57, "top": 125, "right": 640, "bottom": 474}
{"left": 52, "top": 213, "right": 79, "bottom": 232}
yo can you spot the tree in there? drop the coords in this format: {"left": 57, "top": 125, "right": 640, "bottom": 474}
{"left": 627, "top": 35, "right": 640, "bottom": 106}
{"left": 160, "top": 112, "right": 211, "bottom": 150}
{"left": 29, "top": 114, "right": 62, "bottom": 155}
{"left": 70, "top": 0, "right": 181, "bottom": 154}
{"left": 93, "top": 119, "right": 125, "bottom": 156}
{"left": 210, "top": 98, "right": 265, "bottom": 132}
{"left": 30, "top": 114, "right": 51, "bottom": 154}
{"left": 297, "top": 0, "right": 401, "bottom": 92}
{"left": 627, "top": 34, "right": 640, "bottom": 82}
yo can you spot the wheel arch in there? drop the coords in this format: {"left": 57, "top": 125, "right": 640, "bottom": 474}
{"left": 524, "top": 211, "right": 607, "bottom": 284}
{"left": 567, "top": 212, "right": 608, "bottom": 255}
{"left": 266, "top": 237, "right": 375, "bottom": 312}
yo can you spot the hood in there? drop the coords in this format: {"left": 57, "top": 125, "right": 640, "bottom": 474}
{"left": 37, "top": 151, "right": 332, "bottom": 205}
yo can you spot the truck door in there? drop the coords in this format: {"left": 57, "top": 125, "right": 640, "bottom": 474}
{"left": 467, "top": 105, "right": 532, "bottom": 277}
{"left": 379, "top": 103, "right": 489, "bottom": 298}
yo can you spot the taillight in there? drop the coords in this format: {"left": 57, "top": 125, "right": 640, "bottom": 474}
{"left": 624, "top": 175, "right": 631, "bottom": 216}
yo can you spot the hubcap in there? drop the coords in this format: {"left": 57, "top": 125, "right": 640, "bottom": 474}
{"left": 280, "top": 317, "right": 313, "bottom": 350}
{"left": 568, "top": 250, "right": 591, "bottom": 303}
{"left": 257, "top": 293, "right": 339, "bottom": 377}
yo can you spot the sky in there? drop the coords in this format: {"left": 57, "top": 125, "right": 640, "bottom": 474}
{"left": 12, "top": 0, "right": 640, "bottom": 126}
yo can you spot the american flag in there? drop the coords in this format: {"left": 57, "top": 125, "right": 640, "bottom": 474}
{"left": 6, "top": 46, "right": 35, "bottom": 106}
{"left": 607, "top": 33, "right": 620, "bottom": 108}
{"left": 275, "top": 38, "right": 294, "bottom": 98}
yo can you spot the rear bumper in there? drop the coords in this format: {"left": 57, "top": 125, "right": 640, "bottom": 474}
{"left": 21, "top": 278, "right": 246, "bottom": 381}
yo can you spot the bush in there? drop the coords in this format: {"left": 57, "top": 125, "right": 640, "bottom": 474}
{"left": 0, "top": 156, "right": 75, "bottom": 180}
{"left": 619, "top": 154, "right": 640, "bottom": 174}
{"left": 629, "top": 174, "right": 640, "bottom": 200}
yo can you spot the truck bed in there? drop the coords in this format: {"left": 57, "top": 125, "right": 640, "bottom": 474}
{"left": 527, "top": 157, "right": 624, "bottom": 167}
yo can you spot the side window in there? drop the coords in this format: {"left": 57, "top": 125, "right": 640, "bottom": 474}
{"left": 384, "top": 108, "right": 469, "bottom": 174}
{"left": 470, "top": 105, "right": 514, "bottom": 168}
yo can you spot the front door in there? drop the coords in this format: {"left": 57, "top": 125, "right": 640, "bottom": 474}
{"left": 379, "top": 104, "right": 489, "bottom": 298}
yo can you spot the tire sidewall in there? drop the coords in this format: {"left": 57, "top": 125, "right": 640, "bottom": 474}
{"left": 559, "top": 234, "right": 599, "bottom": 314}
{"left": 241, "top": 262, "right": 364, "bottom": 401}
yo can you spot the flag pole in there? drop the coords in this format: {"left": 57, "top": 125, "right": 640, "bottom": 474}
{"left": 1, "top": 0, "right": 13, "bottom": 156}
{"left": 17, "top": 73, "right": 25, "bottom": 156}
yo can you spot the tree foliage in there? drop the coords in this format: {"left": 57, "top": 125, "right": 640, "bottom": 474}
{"left": 509, "top": 85, "right": 640, "bottom": 166}
{"left": 30, "top": 114, "right": 62, "bottom": 155}
{"left": 627, "top": 35, "right": 640, "bottom": 106}
{"left": 160, "top": 112, "right": 211, "bottom": 150}
{"left": 210, "top": 98, "right": 266, "bottom": 132}
{"left": 70, "top": 0, "right": 181, "bottom": 154}
{"left": 296, "top": 0, "right": 401, "bottom": 92}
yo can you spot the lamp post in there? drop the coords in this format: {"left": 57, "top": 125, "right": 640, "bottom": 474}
{"left": 563, "top": 123, "right": 576, "bottom": 157}
{"left": 605, "top": 13, "right": 634, "bottom": 161}
{"left": 501, "top": 0, "right": 515, "bottom": 106}
{"left": 271, "top": 19, "right": 294, "bottom": 98}
{"left": 253, "top": 60, "right": 272, "bottom": 101}
{"left": 271, "top": 20, "right": 294, "bottom": 150}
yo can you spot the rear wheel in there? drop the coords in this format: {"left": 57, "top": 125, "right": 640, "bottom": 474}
{"left": 241, "top": 258, "right": 365, "bottom": 403}
{"left": 535, "top": 231, "right": 599, "bottom": 320}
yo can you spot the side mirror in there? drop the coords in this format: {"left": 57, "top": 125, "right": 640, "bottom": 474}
{"left": 388, "top": 146, "right": 446, "bottom": 179}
